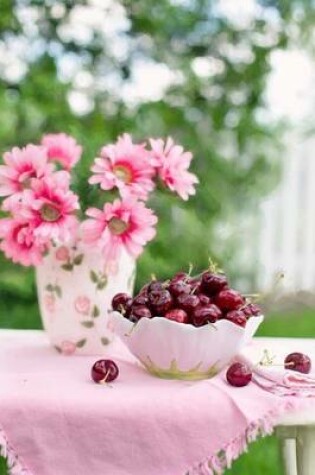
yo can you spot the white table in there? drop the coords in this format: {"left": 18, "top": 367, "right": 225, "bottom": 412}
{"left": 250, "top": 337, "right": 315, "bottom": 475}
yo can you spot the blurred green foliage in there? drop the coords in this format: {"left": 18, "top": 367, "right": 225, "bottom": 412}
{"left": 0, "top": 0, "right": 314, "bottom": 328}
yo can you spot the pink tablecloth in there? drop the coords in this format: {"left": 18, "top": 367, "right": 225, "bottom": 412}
{"left": 0, "top": 330, "right": 312, "bottom": 475}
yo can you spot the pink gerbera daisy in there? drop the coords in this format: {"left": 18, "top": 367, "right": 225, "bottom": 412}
{"left": 150, "top": 137, "right": 199, "bottom": 200}
{"left": 81, "top": 198, "right": 157, "bottom": 262}
{"left": 16, "top": 171, "right": 80, "bottom": 243}
{"left": 41, "top": 133, "right": 82, "bottom": 170}
{"left": 0, "top": 145, "right": 53, "bottom": 198}
{"left": 89, "top": 133, "right": 157, "bottom": 201}
{"left": 0, "top": 218, "right": 48, "bottom": 267}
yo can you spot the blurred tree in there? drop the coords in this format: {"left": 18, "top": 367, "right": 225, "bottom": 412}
{"left": 0, "top": 0, "right": 314, "bottom": 328}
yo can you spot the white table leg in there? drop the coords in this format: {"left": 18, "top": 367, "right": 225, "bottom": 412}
{"left": 296, "top": 427, "right": 315, "bottom": 475}
{"left": 276, "top": 426, "right": 297, "bottom": 475}
{"left": 280, "top": 438, "right": 298, "bottom": 475}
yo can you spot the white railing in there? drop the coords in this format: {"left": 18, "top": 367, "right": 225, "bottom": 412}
{"left": 258, "top": 132, "right": 315, "bottom": 292}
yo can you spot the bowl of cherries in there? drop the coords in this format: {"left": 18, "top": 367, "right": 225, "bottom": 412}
{"left": 109, "top": 267, "right": 264, "bottom": 380}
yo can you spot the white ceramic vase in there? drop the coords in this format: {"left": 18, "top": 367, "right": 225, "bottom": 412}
{"left": 36, "top": 243, "right": 136, "bottom": 355}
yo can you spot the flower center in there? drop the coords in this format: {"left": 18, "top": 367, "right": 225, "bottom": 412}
{"left": 113, "top": 165, "right": 132, "bottom": 183}
{"left": 108, "top": 217, "right": 128, "bottom": 235}
{"left": 19, "top": 170, "right": 35, "bottom": 190}
{"left": 40, "top": 204, "right": 61, "bottom": 222}
{"left": 22, "top": 177, "right": 33, "bottom": 189}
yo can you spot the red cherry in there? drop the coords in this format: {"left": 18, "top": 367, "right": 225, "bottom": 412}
{"left": 111, "top": 293, "right": 132, "bottom": 314}
{"left": 148, "top": 280, "right": 164, "bottom": 293}
{"left": 226, "top": 362, "right": 252, "bottom": 387}
{"left": 138, "top": 283, "right": 150, "bottom": 295}
{"left": 190, "top": 281, "right": 202, "bottom": 294}
{"left": 129, "top": 306, "right": 152, "bottom": 322}
{"left": 133, "top": 293, "right": 149, "bottom": 306}
{"left": 148, "top": 289, "right": 173, "bottom": 316}
{"left": 165, "top": 308, "right": 189, "bottom": 324}
{"left": 201, "top": 272, "right": 228, "bottom": 296}
{"left": 187, "top": 276, "right": 202, "bottom": 288}
{"left": 197, "top": 293, "right": 212, "bottom": 306}
{"left": 225, "top": 310, "right": 247, "bottom": 327}
{"left": 284, "top": 352, "right": 311, "bottom": 374}
{"left": 192, "top": 304, "right": 222, "bottom": 326}
{"left": 214, "top": 289, "right": 244, "bottom": 311}
{"left": 187, "top": 276, "right": 201, "bottom": 285}
{"left": 177, "top": 293, "right": 200, "bottom": 314}
{"left": 243, "top": 303, "right": 261, "bottom": 317}
{"left": 91, "top": 359, "right": 119, "bottom": 384}
{"left": 171, "top": 272, "right": 188, "bottom": 283}
{"left": 168, "top": 280, "right": 191, "bottom": 297}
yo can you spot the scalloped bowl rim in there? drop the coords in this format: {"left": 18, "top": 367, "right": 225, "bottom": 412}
{"left": 111, "top": 310, "right": 264, "bottom": 335}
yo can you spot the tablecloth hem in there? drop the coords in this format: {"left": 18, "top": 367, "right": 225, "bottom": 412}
{"left": 186, "top": 397, "right": 299, "bottom": 475}
{"left": 0, "top": 426, "right": 32, "bottom": 475}
{"left": 0, "top": 398, "right": 310, "bottom": 475}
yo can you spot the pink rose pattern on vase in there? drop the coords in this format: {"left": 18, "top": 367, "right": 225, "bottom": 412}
{"left": 37, "top": 243, "right": 136, "bottom": 355}
{"left": 44, "top": 294, "right": 55, "bottom": 313}
{"left": 74, "top": 296, "right": 91, "bottom": 316}
{"left": 104, "top": 260, "right": 119, "bottom": 276}
{"left": 60, "top": 340, "right": 77, "bottom": 355}
{"left": 55, "top": 245, "right": 84, "bottom": 272}
{"left": 55, "top": 246, "right": 70, "bottom": 262}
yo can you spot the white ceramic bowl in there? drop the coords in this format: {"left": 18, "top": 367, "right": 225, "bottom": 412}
{"left": 110, "top": 312, "right": 264, "bottom": 380}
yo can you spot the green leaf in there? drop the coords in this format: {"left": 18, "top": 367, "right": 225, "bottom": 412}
{"left": 45, "top": 284, "right": 54, "bottom": 292}
{"left": 61, "top": 263, "right": 73, "bottom": 271}
{"left": 54, "top": 285, "right": 62, "bottom": 298}
{"left": 92, "top": 305, "right": 100, "bottom": 317}
{"left": 101, "top": 337, "right": 110, "bottom": 345}
{"left": 73, "top": 254, "right": 84, "bottom": 266}
{"left": 81, "top": 320, "right": 94, "bottom": 328}
{"left": 90, "top": 270, "right": 99, "bottom": 283}
{"left": 97, "top": 277, "right": 107, "bottom": 290}
{"left": 76, "top": 338, "right": 87, "bottom": 348}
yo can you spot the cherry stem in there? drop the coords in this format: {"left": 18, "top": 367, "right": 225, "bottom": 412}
{"left": 118, "top": 304, "right": 126, "bottom": 315}
{"left": 208, "top": 257, "right": 224, "bottom": 274}
{"left": 258, "top": 362, "right": 295, "bottom": 367}
{"left": 102, "top": 369, "right": 111, "bottom": 384}
{"left": 243, "top": 293, "right": 261, "bottom": 302}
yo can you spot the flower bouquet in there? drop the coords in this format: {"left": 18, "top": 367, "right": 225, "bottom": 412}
{"left": 0, "top": 133, "right": 198, "bottom": 354}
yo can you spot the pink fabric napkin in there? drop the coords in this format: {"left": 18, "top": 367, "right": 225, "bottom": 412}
{"left": 0, "top": 331, "right": 314, "bottom": 475}
{"left": 238, "top": 355, "right": 315, "bottom": 397}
